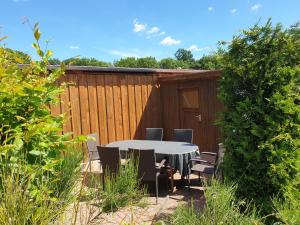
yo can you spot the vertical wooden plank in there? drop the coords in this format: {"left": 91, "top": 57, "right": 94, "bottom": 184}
{"left": 96, "top": 75, "right": 108, "bottom": 145}
{"left": 112, "top": 75, "right": 124, "bottom": 140}
{"left": 140, "top": 75, "right": 149, "bottom": 139}
{"left": 146, "top": 75, "right": 154, "bottom": 129}
{"left": 105, "top": 74, "right": 116, "bottom": 142}
{"left": 68, "top": 73, "right": 82, "bottom": 136}
{"left": 151, "top": 75, "right": 162, "bottom": 128}
{"left": 87, "top": 74, "right": 100, "bottom": 140}
{"left": 134, "top": 75, "right": 143, "bottom": 139}
{"left": 78, "top": 73, "right": 91, "bottom": 135}
{"left": 120, "top": 75, "right": 130, "bottom": 140}
{"left": 160, "top": 82, "right": 179, "bottom": 140}
{"left": 60, "top": 76, "right": 72, "bottom": 135}
{"left": 127, "top": 75, "right": 137, "bottom": 139}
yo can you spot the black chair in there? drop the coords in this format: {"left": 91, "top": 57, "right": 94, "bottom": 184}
{"left": 86, "top": 133, "right": 100, "bottom": 172}
{"left": 128, "top": 148, "right": 167, "bottom": 204}
{"left": 173, "top": 129, "right": 193, "bottom": 143}
{"left": 188, "top": 151, "right": 218, "bottom": 188}
{"left": 97, "top": 146, "right": 120, "bottom": 190}
{"left": 146, "top": 128, "right": 163, "bottom": 141}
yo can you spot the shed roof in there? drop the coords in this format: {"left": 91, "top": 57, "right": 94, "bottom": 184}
{"left": 54, "top": 65, "right": 211, "bottom": 74}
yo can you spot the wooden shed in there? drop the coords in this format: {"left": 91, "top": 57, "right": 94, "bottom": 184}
{"left": 50, "top": 66, "right": 223, "bottom": 152}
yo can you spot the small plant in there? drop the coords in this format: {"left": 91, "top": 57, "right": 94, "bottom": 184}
{"left": 99, "top": 158, "right": 146, "bottom": 212}
{"left": 169, "top": 180, "right": 263, "bottom": 225}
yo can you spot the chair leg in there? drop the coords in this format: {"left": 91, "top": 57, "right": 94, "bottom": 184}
{"left": 156, "top": 176, "right": 158, "bottom": 204}
{"left": 170, "top": 172, "right": 174, "bottom": 193}
{"left": 89, "top": 159, "right": 92, "bottom": 172}
{"left": 187, "top": 173, "right": 190, "bottom": 191}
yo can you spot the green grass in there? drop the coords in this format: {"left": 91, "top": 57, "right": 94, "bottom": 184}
{"left": 168, "top": 180, "right": 264, "bottom": 225}
{"left": 98, "top": 158, "right": 147, "bottom": 212}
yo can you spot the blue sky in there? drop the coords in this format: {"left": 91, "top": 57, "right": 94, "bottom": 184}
{"left": 1, "top": 0, "right": 299, "bottom": 62}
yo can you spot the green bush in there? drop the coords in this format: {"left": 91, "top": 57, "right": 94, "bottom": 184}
{"left": 0, "top": 24, "right": 84, "bottom": 224}
{"left": 218, "top": 19, "right": 300, "bottom": 214}
{"left": 100, "top": 157, "right": 146, "bottom": 212}
{"left": 169, "top": 180, "right": 263, "bottom": 225}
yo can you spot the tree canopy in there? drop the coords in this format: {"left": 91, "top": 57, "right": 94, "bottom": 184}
{"left": 174, "top": 48, "right": 194, "bottom": 62}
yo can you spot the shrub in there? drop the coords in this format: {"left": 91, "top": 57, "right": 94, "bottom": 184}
{"left": 100, "top": 157, "right": 146, "bottom": 212}
{"left": 218, "top": 19, "right": 300, "bottom": 214}
{"left": 169, "top": 180, "right": 263, "bottom": 225}
{"left": 0, "top": 24, "right": 84, "bottom": 224}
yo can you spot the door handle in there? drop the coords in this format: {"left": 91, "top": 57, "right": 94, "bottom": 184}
{"left": 195, "top": 114, "right": 202, "bottom": 121}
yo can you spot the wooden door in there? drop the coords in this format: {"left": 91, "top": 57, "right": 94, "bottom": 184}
{"left": 179, "top": 87, "right": 201, "bottom": 147}
{"left": 179, "top": 80, "right": 220, "bottom": 152}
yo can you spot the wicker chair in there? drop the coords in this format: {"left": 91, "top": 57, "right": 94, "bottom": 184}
{"left": 145, "top": 128, "right": 163, "bottom": 141}
{"left": 173, "top": 129, "right": 193, "bottom": 143}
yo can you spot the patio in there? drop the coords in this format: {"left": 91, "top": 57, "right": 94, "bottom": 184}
{"left": 76, "top": 161, "right": 206, "bottom": 225}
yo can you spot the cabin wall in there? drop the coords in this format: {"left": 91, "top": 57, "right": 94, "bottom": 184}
{"left": 50, "top": 70, "right": 162, "bottom": 145}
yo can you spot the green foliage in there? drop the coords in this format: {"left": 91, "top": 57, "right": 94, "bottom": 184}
{"left": 114, "top": 56, "right": 159, "bottom": 68}
{"left": 0, "top": 23, "right": 84, "bottom": 224}
{"left": 272, "top": 194, "right": 300, "bottom": 225}
{"left": 64, "top": 57, "right": 111, "bottom": 67}
{"left": 48, "top": 58, "right": 61, "bottom": 65}
{"left": 100, "top": 158, "right": 146, "bottom": 212}
{"left": 174, "top": 48, "right": 194, "bottom": 62}
{"left": 192, "top": 52, "right": 224, "bottom": 70}
{"left": 159, "top": 57, "right": 189, "bottom": 69}
{"left": 168, "top": 180, "right": 263, "bottom": 225}
{"left": 1, "top": 48, "right": 32, "bottom": 64}
{"left": 136, "top": 56, "right": 159, "bottom": 68}
{"left": 219, "top": 19, "right": 300, "bottom": 214}
{"left": 114, "top": 57, "right": 138, "bottom": 67}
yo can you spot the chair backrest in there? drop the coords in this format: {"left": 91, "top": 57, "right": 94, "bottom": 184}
{"left": 86, "top": 133, "right": 98, "bottom": 152}
{"left": 128, "top": 148, "right": 156, "bottom": 182}
{"left": 97, "top": 146, "right": 120, "bottom": 175}
{"left": 173, "top": 129, "right": 193, "bottom": 143}
{"left": 200, "top": 152, "right": 218, "bottom": 165}
{"left": 146, "top": 128, "right": 163, "bottom": 141}
{"left": 86, "top": 133, "right": 100, "bottom": 159}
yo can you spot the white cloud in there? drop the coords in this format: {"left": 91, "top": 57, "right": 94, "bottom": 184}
{"left": 208, "top": 7, "right": 214, "bottom": 11}
{"left": 147, "top": 26, "right": 160, "bottom": 34}
{"left": 251, "top": 3, "right": 262, "bottom": 11}
{"left": 231, "top": 9, "right": 237, "bottom": 14}
{"left": 187, "top": 45, "right": 211, "bottom": 52}
{"left": 133, "top": 19, "right": 146, "bottom": 32}
{"left": 69, "top": 46, "right": 80, "bottom": 50}
{"left": 109, "top": 50, "right": 140, "bottom": 58}
{"left": 160, "top": 36, "right": 181, "bottom": 46}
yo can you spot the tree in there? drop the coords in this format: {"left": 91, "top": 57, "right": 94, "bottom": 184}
{"left": 192, "top": 52, "right": 224, "bottom": 70}
{"left": 159, "top": 58, "right": 189, "bottom": 69}
{"left": 63, "top": 57, "right": 111, "bottom": 67}
{"left": 114, "top": 57, "right": 138, "bottom": 68}
{"left": 174, "top": 48, "right": 194, "bottom": 62}
{"left": 48, "top": 58, "right": 61, "bottom": 65}
{"left": 219, "top": 19, "right": 300, "bottom": 215}
{"left": 3, "top": 48, "right": 31, "bottom": 64}
{"left": 114, "top": 56, "right": 159, "bottom": 68}
{"left": 136, "top": 57, "right": 159, "bottom": 68}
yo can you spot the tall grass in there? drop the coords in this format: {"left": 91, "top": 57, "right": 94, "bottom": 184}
{"left": 169, "top": 180, "right": 264, "bottom": 225}
{"left": 99, "top": 157, "right": 146, "bottom": 212}
{"left": 0, "top": 145, "right": 83, "bottom": 225}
